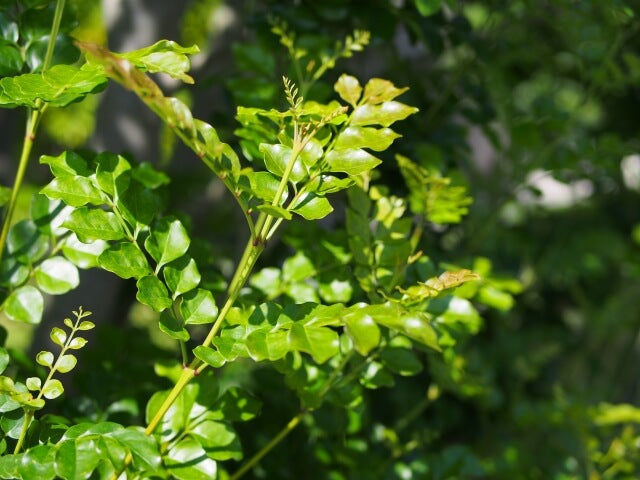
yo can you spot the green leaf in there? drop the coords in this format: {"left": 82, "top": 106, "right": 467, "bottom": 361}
{"left": 1, "top": 409, "right": 26, "bottom": 438}
{"left": 282, "top": 252, "right": 315, "bottom": 283}
{"left": 62, "top": 207, "right": 126, "bottom": 242}
{"left": 34, "top": 256, "right": 80, "bottom": 294}
{"left": 335, "top": 74, "right": 362, "bottom": 106}
{"left": 193, "top": 346, "right": 226, "bottom": 368}
{"left": 351, "top": 102, "right": 419, "bottom": 127}
{"left": 50, "top": 327, "right": 67, "bottom": 346}
{"left": 288, "top": 322, "right": 340, "bottom": 364}
{"left": 360, "top": 361, "right": 394, "bottom": 389}
{"left": 210, "top": 387, "right": 261, "bottom": 422}
{"left": 415, "top": 0, "right": 442, "bottom": 16}
{"left": 325, "top": 148, "right": 382, "bottom": 176}
{"left": 0, "top": 348, "right": 8, "bottom": 376}
{"left": 292, "top": 193, "right": 333, "bottom": 220}
{"left": 380, "top": 347, "right": 423, "bottom": 376}
{"left": 0, "top": 185, "right": 11, "bottom": 207}
{"left": 259, "top": 143, "right": 307, "bottom": 182}
{"left": 144, "top": 217, "right": 190, "bottom": 269}
{"left": 98, "top": 242, "right": 151, "bottom": 279}
{"left": 164, "top": 256, "right": 201, "bottom": 299}
{"left": 109, "top": 427, "right": 161, "bottom": 471}
{"left": 136, "top": 275, "right": 172, "bottom": 312}
{"left": 78, "top": 320, "right": 95, "bottom": 331}
{"left": 41, "top": 176, "right": 103, "bottom": 207}
{"left": 118, "top": 181, "right": 160, "bottom": 228}
{"left": 159, "top": 311, "right": 189, "bottom": 341}
{"left": 117, "top": 40, "right": 199, "bottom": 84}
{"left": 31, "top": 194, "right": 73, "bottom": 236}
{"left": 300, "top": 138, "right": 324, "bottom": 168}
{"left": 26, "top": 376, "right": 41, "bottom": 392}
{"left": 68, "top": 337, "right": 88, "bottom": 349}
{"left": 0, "top": 63, "right": 107, "bottom": 108}
{"left": 40, "top": 151, "right": 92, "bottom": 177}
{"left": 166, "top": 437, "right": 217, "bottom": 480}
{"left": 0, "top": 257, "right": 29, "bottom": 288}
{"left": 95, "top": 152, "right": 131, "bottom": 198}
{"left": 17, "top": 445, "right": 56, "bottom": 480}
{"left": 343, "top": 309, "right": 381, "bottom": 355}
{"left": 0, "top": 42, "right": 23, "bottom": 77}
{"left": 192, "top": 420, "right": 241, "bottom": 460}
{"left": 61, "top": 234, "right": 108, "bottom": 269}
{"left": 131, "top": 162, "right": 170, "bottom": 188}
{"left": 362, "top": 78, "right": 409, "bottom": 104}
{"left": 36, "top": 351, "right": 54, "bottom": 367}
{"left": 42, "top": 379, "right": 64, "bottom": 399}
{"left": 56, "top": 354, "right": 77, "bottom": 373}
{"left": 256, "top": 204, "right": 292, "bottom": 220}
{"left": 54, "top": 438, "right": 101, "bottom": 480}
{"left": 305, "top": 174, "right": 354, "bottom": 195}
{"left": 244, "top": 171, "right": 282, "bottom": 204}
{"left": 3, "top": 286, "right": 43, "bottom": 324}
{"left": 7, "top": 219, "right": 49, "bottom": 264}
{"left": 334, "top": 126, "right": 401, "bottom": 151}
{"left": 180, "top": 288, "right": 218, "bottom": 325}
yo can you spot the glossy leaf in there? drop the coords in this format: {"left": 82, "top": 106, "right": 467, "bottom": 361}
{"left": 98, "top": 242, "right": 151, "bottom": 279}
{"left": 166, "top": 437, "right": 217, "bottom": 480}
{"left": 118, "top": 181, "right": 160, "bottom": 228}
{"left": 180, "top": 288, "right": 218, "bottom": 325}
{"left": 42, "top": 379, "right": 64, "bottom": 399}
{"left": 164, "top": 256, "right": 201, "bottom": 299}
{"left": 6, "top": 220, "right": 49, "bottom": 264}
{"left": 136, "top": 275, "right": 172, "bottom": 312}
{"left": 245, "top": 171, "right": 282, "bottom": 204}
{"left": 117, "top": 40, "right": 199, "bottom": 84}
{"left": 144, "top": 217, "right": 190, "bottom": 269}
{"left": 0, "top": 64, "right": 107, "bottom": 108}
{"left": 260, "top": 143, "right": 307, "bottom": 182}
{"left": 68, "top": 337, "right": 88, "bottom": 350}
{"left": 256, "top": 204, "right": 292, "bottom": 220}
{"left": 193, "top": 346, "right": 226, "bottom": 368}
{"left": 109, "top": 427, "right": 161, "bottom": 471}
{"left": 31, "top": 194, "right": 73, "bottom": 236}
{"left": 41, "top": 176, "right": 103, "bottom": 207}
{"left": 0, "top": 42, "right": 22, "bottom": 77}
{"left": 62, "top": 207, "right": 126, "bottom": 242}
{"left": 3, "top": 286, "right": 43, "bottom": 324}
{"left": 0, "top": 257, "right": 29, "bottom": 288}
{"left": 325, "top": 148, "right": 381, "bottom": 175}
{"left": 78, "top": 320, "right": 95, "bottom": 331}
{"left": 334, "top": 126, "right": 401, "bottom": 151}
{"left": 56, "top": 354, "right": 77, "bottom": 373}
{"left": 380, "top": 347, "right": 423, "bottom": 376}
{"left": 61, "top": 234, "right": 108, "bottom": 269}
{"left": 40, "top": 151, "right": 92, "bottom": 177}
{"left": 50, "top": 327, "right": 67, "bottom": 347}
{"left": 192, "top": 420, "right": 241, "bottom": 460}
{"left": 292, "top": 193, "right": 333, "bottom": 220}
{"left": 35, "top": 256, "right": 80, "bottom": 294}
{"left": 36, "top": 351, "right": 54, "bottom": 368}
{"left": 362, "top": 78, "right": 409, "bottom": 104}
{"left": 159, "top": 311, "right": 189, "bottom": 341}
{"left": 0, "top": 348, "right": 8, "bottom": 375}
{"left": 95, "top": 152, "right": 132, "bottom": 197}
{"left": 343, "top": 310, "right": 381, "bottom": 355}
{"left": 351, "top": 102, "right": 418, "bottom": 127}
{"left": 335, "top": 74, "right": 362, "bottom": 106}
{"left": 306, "top": 174, "right": 354, "bottom": 195}
{"left": 132, "top": 162, "right": 170, "bottom": 188}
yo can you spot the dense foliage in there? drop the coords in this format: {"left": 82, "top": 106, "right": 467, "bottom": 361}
{"left": 0, "top": 0, "right": 638, "bottom": 479}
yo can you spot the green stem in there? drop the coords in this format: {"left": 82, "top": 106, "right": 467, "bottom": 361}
{"left": 145, "top": 367, "right": 196, "bottom": 435}
{"left": 0, "top": 0, "right": 66, "bottom": 264}
{"left": 230, "top": 409, "right": 307, "bottom": 480}
{"left": 13, "top": 411, "right": 34, "bottom": 455}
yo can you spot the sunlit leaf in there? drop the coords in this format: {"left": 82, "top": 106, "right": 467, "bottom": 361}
{"left": 98, "top": 242, "right": 151, "bottom": 279}
{"left": 3, "top": 286, "right": 43, "bottom": 324}
{"left": 35, "top": 256, "right": 80, "bottom": 295}
{"left": 136, "top": 275, "right": 172, "bottom": 312}
{"left": 144, "top": 217, "right": 190, "bottom": 269}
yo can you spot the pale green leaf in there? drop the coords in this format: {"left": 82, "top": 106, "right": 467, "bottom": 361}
{"left": 144, "top": 217, "right": 190, "bottom": 269}
{"left": 42, "top": 379, "right": 64, "bottom": 399}
{"left": 41, "top": 176, "right": 103, "bottom": 207}
{"left": 180, "top": 289, "right": 218, "bottom": 325}
{"left": 34, "top": 256, "right": 80, "bottom": 295}
{"left": 292, "top": 193, "right": 333, "bottom": 220}
{"left": 334, "top": 74, "right": 362, "bottom": 106}
{"left": 351, "top": 101, "right": 418, "bottom": 127}
{"left": 334, "top": 126, "right": 401, "bottom": 151}
{"left": 259, "top": 143, "right": 307, "bottom": 182}
{"left": 325, "top": 148, "right": 381, "bottom": 175}
{"left": 3, "top": 286, "right": 43, "bottom": 324}
{"left": 61, "top": 234, "right": 108, "bottom": 269}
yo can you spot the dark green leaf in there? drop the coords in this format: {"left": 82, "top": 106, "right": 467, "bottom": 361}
{"left": 1, "top": 409, "right": 26, "bottom": 438}
{"left": 0, "top": 41, "right": 22, "bottom": 77}
{"left": 0, "top": 13, "right": 18, "bottom": 44}
{"left": 159, "top": 311, "right": 189, "bottom": 341}
{"left": 144, "top": 217, "right": 190, "bottom": 269}
{"left": 98, "top": 242, "right": 151, "bottom": 279}
{"left": 3, "top": 285, "right": 43, "bottom": 324}
{"left": 25, "top": 35, "right": 79, "bottom": 73}
{"left": 164, "top": 256, "right": 201, "bottom": 299}
{"left": 95, "top": 152, "right": 131, "bottom": 198}
{"left": 136, "top": 275, "right": 172, "bottom": 312}
{"left": 35, "top": 256, "right": 80, "bottom": 294}
{"left": 7, "top": 219, "right": 49, "bottom": 263}
{"left": 380, "top": 347, "right": 423, "bottom": 375}
{"left": 180, "top": 288, "right": 218, "bottom": 325}
{"left": 210, "top": 387, "right": 261, "bottom": 422}
{"left": 415, "top": 0, "right": 442, "bottom": 16}
{"left": 325, "top": 149, "right": 381, "bottom": 175}
{"left": 62, "top": 207, "right": 125, "bottom": 242}
{"left": 0, "top": 257, "right": 29, "bottom": 288}
{"left": 118, "top": 181, "right": 160, "bottom": 228}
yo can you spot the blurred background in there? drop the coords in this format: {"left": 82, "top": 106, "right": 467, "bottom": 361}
{"left": 1, "top": 0, "right": 640, "bottom": 478}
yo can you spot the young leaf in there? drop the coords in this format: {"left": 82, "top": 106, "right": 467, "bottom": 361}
{"left": 42, "top": 379, "right": 64, "bottom": 399}
{"left": 50, "top": 327, "right": 67, "bottom": 347}
{"left": 36, "top": 351, "right": 54, "bottom": 368}
{"left": 343, "top": 310, "right": 381, "bottom": 355}
{"left": 34, "top": 256, "right": 80, "bottom": 295}
{"left": 165, "top": 437, "right": 217, "bottom": 479}
{"left": 136, "top": 275, "right": 172, "bottom": 312}
{"left": 163, "top": 256, "right": 201, "bottom": 299}
{"left": 31, "top": 194, "right": 74, "bottom": 236}
{"left": 78, "top": 320, "right": 95, "bottom": 331}
{"left": 193, "top": 346, "right": 226, "bottom": 368}
{"left": 144, "top": 217, "right": 190, "bottom": 269}
{"left": 260, "top": 143, "right": 307, "bottom": 182}
{"left": 180, "top": 288, "right": 218, "bottom": 325}
{"left": 98, "top": 242, "right": 151, "bottom": 279}
{"left": 351, "top": 101, "right": 419, "bottom": 127}
{"left": 95, "top": 152, "right": 132, "bottom": 198}
{"left": 115, "top": 40, "right": 199, "bottom": 84}
{"left": 67, "top": 337, "right": 88, "bottom": 349}
{"left": 62, "top": 207, "right": 126, "bottom": 242}
{"left": 41, "top": 176, "right": 103, "bottom": 207}
{"left": 3, "top": 286, "right": 43, "bottom": 324}
{"left": 335, "top": 74, "right": 362, "bottom": 106}
{"left": 40, "top": 151, "right": 92, "bottom": 177}
{"left": 380, "top": 347, "right": 423, "bottom": 376}
{"left": 26, "top": 377, "right": 42, "bottom": 392}
{"left": 56, "top": 354, "right": 77, "bottom": 373}
{"left": 334, "top": 126, "right": 401, "bottom": 152}
{"left": 256, "top": 204, "right": 292, "bottom": 220}
{"left": 361, "top": 78, "right": 409, "bottom": 104}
